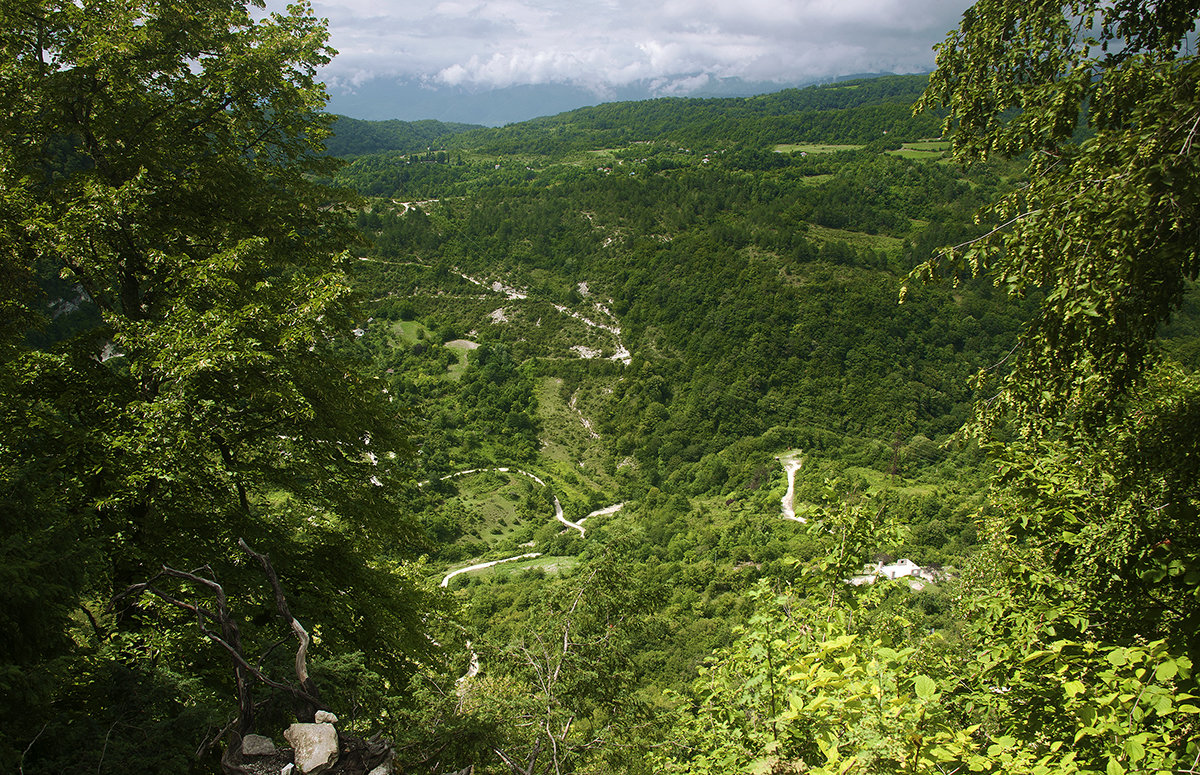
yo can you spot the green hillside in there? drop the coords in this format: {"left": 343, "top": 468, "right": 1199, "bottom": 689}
{"left": 326, "top": 115, "right": 483, "bottom": 157}
{"left": 296, "top": 74, "right": 1006, "bottom": 769}
{"left": 4, "top": 6, "right": 1199, "bottom": 775}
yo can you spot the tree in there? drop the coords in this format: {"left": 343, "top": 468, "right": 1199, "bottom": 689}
{"left": 887, "top": 3, "right": 1200, "bottom": 773}
{"left": 454, "top": 549, "right": 659, "bottom": 775}
{"left": 910, "top": 0, "right": 1200, "bottom": 657}
{"left": 0, "top": 1, "right": 437, "bottom": 769}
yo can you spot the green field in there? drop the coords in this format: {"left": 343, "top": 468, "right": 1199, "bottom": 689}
{"left": 444, "top": 554, "right": 582, "bottom": 588}
{"left": 442, "top": 470, "right": 538, "bottom": 545}
{"left": 443, "top": 339, "right": 477, "bottom": 380}
{"left": 391, "top": 318, "right": 431, "bottom": 344}
{"left": 806, "top": 224, "right": 905, "bottom": 254}
{"left": 534, "top": 376, "right": 619, "bottom": 498}
{"left": 772, "top": 143, "right": 865, "bottom": 154}
{"left": 887, "top": 139, "right": 951, "bottom": 160}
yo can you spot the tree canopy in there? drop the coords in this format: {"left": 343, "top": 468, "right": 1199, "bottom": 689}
{"left": 914, "top": 0, "right": 1200, "bottom": 658}
{"left": 0, "top": 1, "right": 436, "bottom": 770}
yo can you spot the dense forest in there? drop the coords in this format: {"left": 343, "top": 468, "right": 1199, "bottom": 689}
{"left": 2, "top": 1, "right": 1199, "bottom": 774}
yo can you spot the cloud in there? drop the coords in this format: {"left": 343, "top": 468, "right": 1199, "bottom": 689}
{"left": 297, "top": 0, "right": 971, "bottom": 95}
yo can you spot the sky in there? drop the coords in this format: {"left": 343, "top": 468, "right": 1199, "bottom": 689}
{"left": 295, "top": 0, "right": 976, "bottom": 100}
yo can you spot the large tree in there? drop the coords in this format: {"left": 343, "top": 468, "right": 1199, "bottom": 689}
{"left": 909, "top": 2, "right": 1200, "bottom": 772}
{"left": 0, "top": 1, "right": 436, "bottom": 769}
{"left": 911, "top": 0, "right": 1200, "bottom": 656}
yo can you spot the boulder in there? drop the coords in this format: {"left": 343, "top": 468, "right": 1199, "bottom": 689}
{"left": 241, "top": 734, "right": 277, "bottom": 757}
{"left": 284, "top": 723, "right": 339, "bottom": 774}
{"left": 314, "top": 710, "right": 338, "bottom": 724}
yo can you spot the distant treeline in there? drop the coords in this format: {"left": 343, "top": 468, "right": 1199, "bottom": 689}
{"left": 326, "top": 75, "right": 943, "bottom": 158}
{"left": 325, "top": 115, "right": 482, "bottom": 157}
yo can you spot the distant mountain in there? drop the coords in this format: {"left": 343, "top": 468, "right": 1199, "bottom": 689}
{"left": 326, "top": 116, "right": 483, "bottom": 157}
{"left": 326, "top": 75, "right": 942, "bottom": 160}
{"left": 442, "top": 75, "right": 942, "bottom": 154}
{"left": 324, "top": 75, "right": 828, "bottom": 127}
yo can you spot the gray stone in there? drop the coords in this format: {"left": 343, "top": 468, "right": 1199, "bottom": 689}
{"left": 283, "top": 723, "right": 339, "bottom": 774}
{"left": 241, "top": 733, "right": 277, "bottom": 757}
{"left": 314, "top": 710, "right": 338, "bottom": 724}
{"left": 281, "top": 765, "right": 295, "bottom": 775}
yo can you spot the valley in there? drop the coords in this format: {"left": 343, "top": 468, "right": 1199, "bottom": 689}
{"left": 337, "top": 87, "right": 1016, "bottom": 748}
{"left": 8, "top": 21, "right": 1198, "bottom": 769}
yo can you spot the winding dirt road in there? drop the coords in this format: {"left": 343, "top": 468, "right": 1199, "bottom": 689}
{"left": 777, "top": 451, "right": 807, "bottom": 523}
{"left": 440, "top": 553, "right": 543, "bottom": 588}
{"left": 434, "top": 469, "right": 626, "bottom": 587}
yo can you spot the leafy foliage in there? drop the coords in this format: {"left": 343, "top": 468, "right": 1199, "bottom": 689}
{"left": 0, "top": 1, "right": 438, "bottom": 769}
{"left": 912, "top": 0, "right": 1200, "bottom": 659}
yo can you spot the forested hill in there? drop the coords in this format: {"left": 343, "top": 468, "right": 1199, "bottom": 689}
{"left": 328, "top": 74, "right": 942, "bottom": 157}
{"left": 331, "top": 69, "right": 1023, "bottom": 694}
{"left": 326, "top": 116, "right": 483, "bottom": 156}
{"left": 467, "top": 74, "right": 942, "bottom": 151}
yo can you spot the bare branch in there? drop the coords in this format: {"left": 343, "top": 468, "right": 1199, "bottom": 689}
{"left": 80, "top": 604, "right": 106, "bottom": 642}
{"left": 239, "top": 539, "right": 317, "bottom": 695}
{"left": 18, "top": 722, "right": 48, "bottom": 775}
{"left": 494, "top": 741, "right": 541, "bottom": 775}
{"left": 116, "top": 554, "right": 326, "bottom": 736}
{"left": 937, "top": 211, "right": 1039, "bottom": 257}
{"left": 1180, "top": 109, "right": 1200, "bottom": 156}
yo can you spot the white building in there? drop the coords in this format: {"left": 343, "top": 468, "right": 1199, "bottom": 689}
{"left": 847, "top": 558, "right": 940, "bottom": 589}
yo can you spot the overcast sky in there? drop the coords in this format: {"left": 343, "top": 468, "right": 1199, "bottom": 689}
{"left": 291, "top": 0, "right": 975, "bottom": 98}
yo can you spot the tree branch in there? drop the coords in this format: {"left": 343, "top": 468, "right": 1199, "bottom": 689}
{"left": 238, "top": 538, "right": 320, "bottom": 714}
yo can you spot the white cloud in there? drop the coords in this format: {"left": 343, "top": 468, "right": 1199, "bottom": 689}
{"left": 293, "top": 0, "right": 972, "bottom": 95}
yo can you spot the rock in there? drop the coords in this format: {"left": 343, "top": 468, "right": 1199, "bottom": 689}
{"left": 281, "top": 765, "right": 295, "bottom": 775}
{"left": 284, "top": 723, "right": 339, "bottom": 774}
{"left": 241, "top": 734, "right": 277, "bottom": 757}
{"left": 314, "top": 710, "right": 338, "bottom": 724}
{"left": 366, "top": 764, "right": 392, "bottom": 775}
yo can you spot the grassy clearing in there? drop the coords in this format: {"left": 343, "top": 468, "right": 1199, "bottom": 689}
{"left": 774, "top": 143, "right": 865, "bottom": 154}
{"left": 390, "top": 319, "right": 475, "bottom": 380}
{"left": 806, "top": 224, "right": 905, "bottom": 254}
{"left": 490, "top": 554, "right": 581, "bottom": 578}
{"left": 534, "top": 376, "right": 621, "bottom": 512}
{"left": 392, "top": 319, "right": 431, "bottom": 344}
{"left": 888, "top": 140, "right": 952, "bottom": 161}
{"left": 451, "top": 554, "right": 582, "bottom": 585}
{"left": 447, "top": 471, "right": 535, "bottom": 547}
{"left": 841, "top": 465, "right": 938, "bottom": 497}
{"left": 902, "top": 139, "right": 950, "bottom": 151}
{"left": 443, "top": 339, "right": 477, "bottom": 380}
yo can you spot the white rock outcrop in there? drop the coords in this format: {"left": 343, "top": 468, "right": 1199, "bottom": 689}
{"left": 284, "top": 722, "right": 339, "bottom": 774}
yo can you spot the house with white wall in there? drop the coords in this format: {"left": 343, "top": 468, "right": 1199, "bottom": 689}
{"left": 847, "top": 558, "right": 941, "bottom": 589}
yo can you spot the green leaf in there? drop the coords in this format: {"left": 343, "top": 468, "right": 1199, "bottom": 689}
{"left": 1154, "top": 660, "right": 1178, "bottom": 682}
{"left": 1124, "top": 736, "right": 1146, "bottom": 764}
{"left": 914, "top": 674, "right": 937, "bottom": 699}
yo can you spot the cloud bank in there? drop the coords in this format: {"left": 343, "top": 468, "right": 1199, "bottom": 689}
{"left": 304, "top": 0, "right": 972, "bottom": 96}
